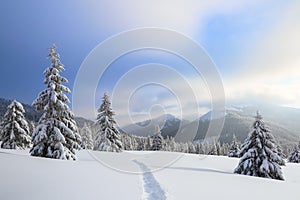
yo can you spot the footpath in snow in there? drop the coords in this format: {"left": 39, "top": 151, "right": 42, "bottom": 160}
{"left": 0, "top": 149, "right": 300, "bottom": 200}
{"left": 133, "top": 160, "right": 166, "bottom": 200}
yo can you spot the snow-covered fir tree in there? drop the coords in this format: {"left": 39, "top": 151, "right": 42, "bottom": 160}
{"left": 168, "top": 136, "right": 176, "bottom": 152}
{"left": 30, "top": 44, "right": 81, "bottom": 160}
{"left": 163, "top": 136, "right": 171, "bottom": 151}
{"left": 234, "top": 112, "right": 284, "bottom": 180}
{"left": 145, "top": 136, "right": 152, "bottom": 151}
{"left": 151, "top": 126, "right": 164, "bottom": 151}
{"left": 28, "top": 121, "right": 36, "bottom": 137}
{"left": 208, "top": 140, "right": 221, "bottom": 155}
{"left": 120, "top": 133, "right": 133, "bottom": 150}
{"left": 195, "top": 142, "right": 205, "bottom": 154}
{"left": 221, "top": 143, "right": 230, "bottom": 156}
{"left": 80, "top": 123, "right": 94, "bottom": 150}
{"left": 136, "top": 139, "right": 143, "bottom": 150}
{"left": 131, "top": 137, "right": 139, "bottom": 150}
{"left": 94, "top": 93, "right": 122, "bottom": 152}
{"left": 228, "top": 134, "right": 240, "bottom": 157}
{"left": 188, "top": 142, "right": 196, "bottom": 154}
{"left": 0, "top": 100, "right": 31, "bottom": 149}
{"left": 163, "top": 136, "right": 177, "bottom": 152}
{"left": 288, "top": 145, "right": 300, "bottom": 163}
{"left": 216, "top": 141, "right": 222, "bottom": 155}
{"left": 275, "top": 143, "right": 286, "bottom": 166}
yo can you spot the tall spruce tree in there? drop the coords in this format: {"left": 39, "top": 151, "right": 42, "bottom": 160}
{"left": 208, "top": 140, "right": 221, "bottom": 155}
{"left": 145, "top": 136, "right": 152, "bottom": 151}
{"left": 288, "top": 145, "right": 300, "bottom": 163}
{"left": 276, "top": 144, "right": 286, "bottom": 166}
{"left": 0, "top": 100, "right": 31, "bottom": 149}
{"left": 94, "top": 93, "right": 122, "bottom": 152}
{"left": 228, "top": 134, "right": 240, "bottom": 157}
{"left": 151, "top": 126, "right": 164, "bottom": 151}
{"left": 30, "top": 44, "right": 81, "bottom": 160}
{"left": 234, "top": 112, "right": 284, "bottom": 180}
{"left": 80, "top": 123, "right": 94, "bottom": 150}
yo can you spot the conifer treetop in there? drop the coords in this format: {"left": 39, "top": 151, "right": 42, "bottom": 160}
{"left": 94, "top": 93, "right": 122, "bottom": 152}
{"left": 0, "top": 100, "right": 31, "bottom": 149}
{"left": 30, "top": 44, "right": 81, "bottom": 160}
{"left": 234, "top": 111, "right": 284, "bottom": 180}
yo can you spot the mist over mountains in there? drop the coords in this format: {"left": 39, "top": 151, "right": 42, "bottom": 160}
{"left": 121, "top": 114, "right": 190, "bottom": 138}
{"left": 122, "top": 105, "right": 300, "bottom": 147}
{"left": 194, "top": 107, "right": 300, "bottom": 146}
{"left": 1, "top": 97, "right": 299, "bottom": 147}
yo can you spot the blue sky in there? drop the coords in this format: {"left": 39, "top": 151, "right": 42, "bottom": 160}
{"left": 0, "top": 0, "right": 299, "bottom": 125}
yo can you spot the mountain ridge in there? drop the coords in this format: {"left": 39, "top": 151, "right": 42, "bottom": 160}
{"left": 1, "top": 97, "right": 299, "bottom": 146}
{"left": 0, "top": 97, "right": 93, "bottom": 128}
{"left": 122, "top": 105, "right": 300, "bottom": 147}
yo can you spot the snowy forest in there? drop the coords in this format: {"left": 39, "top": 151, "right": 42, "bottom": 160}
{"left": 0, "top": 45, "right": 300, "bottom": 182}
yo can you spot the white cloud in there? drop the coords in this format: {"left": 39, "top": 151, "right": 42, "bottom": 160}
{"left": 74, "top": 0, "right": 300, "bottom": 125}
{"left": 81, "top": 0, "right": 258, "bottom": 37}
{"left": 225, "top": 1, "right": 300, "bottom": 107}
{"left": 109, "top": 64, "right": 211, "bottom": 126}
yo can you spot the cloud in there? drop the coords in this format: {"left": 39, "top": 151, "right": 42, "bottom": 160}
{"left": 80, "top": 0, "right": 258, "bottom": 37}
{"left": 225, "top": 1, "right": 300, "bottom": 107}
{"left": 73, "top": 0, "right": 300, "bottom": 126}
{"left": 109, "top": 64, "right": 210, "bottom": 126}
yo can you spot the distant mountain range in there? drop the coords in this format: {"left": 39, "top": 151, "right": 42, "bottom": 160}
{"left": 0, "top": 98, "right": 93, "bottom": 128}
{"left": 1, "top": 97, "right": 299, "bottom": 146}
{"left": 192, "top": 107, "right": 300, "bottom": 146}
{"left": 121, "top": 105, "right": 300, "bottom": 147}
{"left": 0, "top": 98, "right": 41, "bottom": 122}
{"left": 121, "top": 114, "right": 189, "bottom": 138}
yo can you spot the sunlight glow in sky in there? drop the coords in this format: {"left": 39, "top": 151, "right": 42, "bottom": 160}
{"left": 0, "top": 0, "right": 299, "bottom": 124}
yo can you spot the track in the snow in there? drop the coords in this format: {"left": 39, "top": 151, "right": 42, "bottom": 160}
{"left": 133, "top": 160, "right": 167, "bottom": 200}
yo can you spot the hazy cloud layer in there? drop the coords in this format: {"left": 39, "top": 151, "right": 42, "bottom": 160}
{"left": 70, "top": 1, "right": 300, "bottom": 126}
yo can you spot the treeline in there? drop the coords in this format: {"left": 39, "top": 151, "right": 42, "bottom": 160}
{"left": 1, "top": 44, "right": 300, "bottom": 181}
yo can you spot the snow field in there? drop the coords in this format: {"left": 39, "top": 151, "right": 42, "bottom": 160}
{"left": 0, "top": 149, "right": 299, "bottom": 200}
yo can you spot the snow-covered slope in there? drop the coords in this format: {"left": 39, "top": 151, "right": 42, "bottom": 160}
{"left": 122, "top": 114, "right": 188, "bottom": 138}
{"left": 182, "top": 109, "right": 299, "bottom": 146}
{"left": 0, "top": 149, "right": 299, "bottom": 200}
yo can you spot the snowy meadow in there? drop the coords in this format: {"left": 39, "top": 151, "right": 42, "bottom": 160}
{"left": 1, "top": 1, "right": 300, "bottom": 199}
{"left": 0, "top": 149, "right": 299, "bottom": 200}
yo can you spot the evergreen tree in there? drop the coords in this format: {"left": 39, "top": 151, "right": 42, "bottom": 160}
{"left": 288, "top": 145, "right": 300, "bottom": 163}
{"left": 216, "top": 141, "right": 222, "bottom": 155}
{"left": 120, "top": 133, "right": 133, "bottom": 150}
{"left": 276, "top": 144, "right": 286, "bottom": 166}
{"left": 234, "top": 112, "right": 284, "bottom": 180}
{"left": 145, "top": 136, "right": 152, "bottom": 151}
{"left": 178, "top": 142, "right": 188, "bottom": 153}
{"left": 136, "top": 137, "right": 145, "bottom": 151}
{"left": 80, "top": 123, "right": 94, "bottom": 150}
{"left": 222, "top": 143, "right": 230, "bottom": 156}
{"left": 228, "top": 134, "right": 240, "bottom": 157}
{"left": 0, "top": 100, "right": 31, "bottom": 149}
{"left": 208, "top": 141, "right": 220, "bottom": 155}
{"left": 30, "top": 44, "right": 81, "bottom": 160}
{"left": 196, "top": 142, "right": 205, "bottom": 154}
{"left": 94, "top": 93, "right": 122, "bottom": 152}
{"left": 131, "top": 137, "right": 138, "bottom": 150}
{"left": 28, "top": 121, "right": 36, "bottom": 137}
{"left": 169, "top": 137, "right": 176, "bottom": 152}
{"left": 188, "top": 142, "right": 196, "bottom": 154}
{"left": 151, "top": 126, "right": 164, "bottom": 151}
{"left": 164, "top": 136, "right": 171, "bottom": 151}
